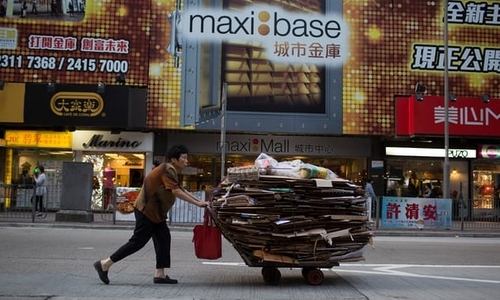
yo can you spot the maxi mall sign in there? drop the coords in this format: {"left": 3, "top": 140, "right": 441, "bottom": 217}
{"left": 180, "top": 5, "right": 348, "bottom": 66}
{"left": 167, "top": 132, "right": 370, "bottom": 157}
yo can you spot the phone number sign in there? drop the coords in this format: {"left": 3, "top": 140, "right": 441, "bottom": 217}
{"left": 0, "top": 54, "right": 128, "bottom": 73}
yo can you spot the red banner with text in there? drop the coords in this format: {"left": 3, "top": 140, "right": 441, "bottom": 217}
{"left": 395, "top": 95, "right": 500, "bottom": 137}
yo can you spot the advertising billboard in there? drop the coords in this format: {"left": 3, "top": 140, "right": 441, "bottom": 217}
{"left": 1, "top": 0, "right": 498, "bottom": 134}
{"left": 343, "top": 0, "right": 500, "bottom": 135}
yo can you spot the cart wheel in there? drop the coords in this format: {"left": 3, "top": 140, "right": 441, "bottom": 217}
{"left": 303, "top": 268, "right": 324, "bottom": 285}
{"left": 261, "top": 267, "right": 281, "bottom": 285}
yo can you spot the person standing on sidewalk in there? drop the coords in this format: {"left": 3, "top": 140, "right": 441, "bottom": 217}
{"left": 364, "top": 178, "right": 377, "bottom": 219}
{"left": 93, "top": 145, "right": 208, "bottom": 285}
{"left": 33, "top": 166, "right": 47, "bottom": 216}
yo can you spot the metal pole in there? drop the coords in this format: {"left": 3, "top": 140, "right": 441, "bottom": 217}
{"left": 220, "top": 82, "right": 228, "bottom": 182}
{"left": 459, "top": 182, "right": 464, "bottom": 231}
{"left": 31, "top": 185, "right": 36, "bottom": 223}
{"left": 443, "top": 0, "right": 450, "bottom": 199}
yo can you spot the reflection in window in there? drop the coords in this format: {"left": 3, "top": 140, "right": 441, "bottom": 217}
{"left": 222, "top": 0, "right": 325, "bottom": 113}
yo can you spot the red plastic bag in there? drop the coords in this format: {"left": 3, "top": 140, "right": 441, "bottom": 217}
{"left": 193, "top": 209, "right": 221, "bottom": 259}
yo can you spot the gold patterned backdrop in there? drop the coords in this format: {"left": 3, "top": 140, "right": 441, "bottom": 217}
{"left": 343, "top": 0, "right": 500, "bottom": 135}
{"left": 1, "top": 0, "right": 498, "bottom": 134}
{"left": 0, "top": 0, "right": 150, "bottom": 85}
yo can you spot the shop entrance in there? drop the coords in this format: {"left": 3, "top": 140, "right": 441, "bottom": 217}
{"left": 472, "top": 161, "right": 500, "bottom": 219}
{"left": 82, "top": 152, "right": 144, "bottom": 210}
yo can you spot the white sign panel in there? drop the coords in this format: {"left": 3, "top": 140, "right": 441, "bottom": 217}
{"left": 385, "top": 147, "right": 476, "bottom": 159}
{"left": 180, "top": 5, "right": 349, "bottom": 66}
{"left": 72, "top": 131, "right": 153, "bottom": 152}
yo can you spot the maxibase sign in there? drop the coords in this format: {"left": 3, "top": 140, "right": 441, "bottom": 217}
{"left": 180, "top": 5, "right": 348, "bottom": 66}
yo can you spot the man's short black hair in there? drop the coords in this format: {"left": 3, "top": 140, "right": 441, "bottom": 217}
{"left": 167, "top": 145, "right": 189, "bottom": 161}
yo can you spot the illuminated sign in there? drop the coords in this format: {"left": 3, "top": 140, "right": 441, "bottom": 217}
{"left": 385, "top": 147, "right": 476, "bottom": 159}
{"left": 4, "top": 130, "right": 72, "bottom": 148}
{"left": 83, "top": 135, "right": 142, "bottom": 149}
{"left": 478, "top": 144, "right": 500, "bottom": 159}
{"left": 72, "top": 131, "right": 153, "bottom": 152}
{"left": 395, "top": 96, "right": 500, "bottom": 137}
{"left": 180, "top": 6, "right": 348, "bottom": 65}
{"left": 50, "top": 92, "right": 104, "bottom": 117}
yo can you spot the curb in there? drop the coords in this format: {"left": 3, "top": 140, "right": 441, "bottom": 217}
{"left": 0, "top": 221, "right": 195, "bottom": 232}
{"left": 1, "top": 221, "right": 500, "bottom": 237}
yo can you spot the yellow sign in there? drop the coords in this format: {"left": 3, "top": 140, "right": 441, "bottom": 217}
{"left": 4, "top": 130, "right": 72, "bottom": 148}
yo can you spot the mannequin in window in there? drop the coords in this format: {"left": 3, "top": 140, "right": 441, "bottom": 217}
{"left": 103, "top": 164, "right": 116, "bottom": 210}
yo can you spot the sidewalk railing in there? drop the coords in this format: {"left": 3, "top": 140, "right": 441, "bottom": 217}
{"left": 0, "top": 183, "right": 38, "bottom": 222}
{"left": 3, "top": 187, "right": 500, "bottom": 231}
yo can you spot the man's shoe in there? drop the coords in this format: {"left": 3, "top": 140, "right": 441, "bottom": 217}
{"left": 93, "top": 261, "right": 110, "bottom": 284}
{"left": 153, "top": 276, "right": 178, "bottom": 284}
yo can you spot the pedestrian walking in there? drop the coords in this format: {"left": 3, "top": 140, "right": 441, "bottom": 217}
{"left": 31, "top": 0, "right": 38, "bottom": 15}
{"left": 93, "top": 145, "right": 208, "bottom": 285}
{"left": 20, "top": 1, "right": 28, "bottom": 18}
{"left": 68, "top": 1, "right": 74, "bottom": 16}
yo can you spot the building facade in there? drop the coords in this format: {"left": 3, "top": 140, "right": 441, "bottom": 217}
{"left": 1, "top": 0, "right": 499, "bottom": 220}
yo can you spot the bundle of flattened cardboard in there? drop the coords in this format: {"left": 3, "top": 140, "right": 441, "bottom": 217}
{"left": 211, "top": 174, "right": 372, "bottom": 267}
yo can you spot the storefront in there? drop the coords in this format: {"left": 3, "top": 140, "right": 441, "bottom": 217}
{"left": 385, "top": 145, "right": 473, "bottom": 217}
{"left": 158, "top": 132, "right": 372, "bottom": 190}
{"left": 1, "top": 130, "right": 73, "bottom": 209}
{"left": 72, "top": 130, "right": 154, "bottom": 210}
{"left": 393, "top": 95, "right": 500, "bottom": 219}
{"left": 0, "top": 81, "right": 149, "bottom": 210}
{"left": 0, "top": 130, "right": 153, "bottom": 211}
{"left": 473, "top": 145, "right": 500, "bottom": 218}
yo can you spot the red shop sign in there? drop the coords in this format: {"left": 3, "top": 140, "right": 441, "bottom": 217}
{"left": 395, "top": 95, "right": 500, "bottom": 137}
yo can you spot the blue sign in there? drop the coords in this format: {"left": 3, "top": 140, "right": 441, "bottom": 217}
{"left": 381, "top": 196, "right": 452, "bottom": 229}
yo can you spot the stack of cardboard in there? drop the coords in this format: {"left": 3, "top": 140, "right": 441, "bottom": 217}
{"left": 211, "top": 175, "right": 372, "bottom": 267}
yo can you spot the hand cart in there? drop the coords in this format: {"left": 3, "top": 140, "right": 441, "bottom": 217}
{"left": 207, "top": 175, "right": 371, "bottom": 285}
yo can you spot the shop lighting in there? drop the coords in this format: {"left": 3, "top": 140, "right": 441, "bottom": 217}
{"left": 481, "top": 94, "right": 490, "bottom": 103}
{"left": 415, "top": 82, "right": 426, "bottom": 101}
{"left": 386, "top": 146, "right": 476, "bottom": 158}
{"left": 97, "top": 81, "right": 106, "bottom": 94}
